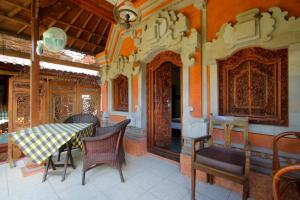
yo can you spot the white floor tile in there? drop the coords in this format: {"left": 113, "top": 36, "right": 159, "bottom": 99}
{"left": 0, "top": 154, "right": 248, "bottom": 200}
{"left": 149, "top": 179, "right": 190, "bottom": 200}
{"left": 103, "top": 179, "right": 145, "bottom": 200}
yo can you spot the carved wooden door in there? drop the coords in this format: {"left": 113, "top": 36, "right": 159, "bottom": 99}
{"left": 153, "top": 62, "right": 172, "bottom": 147}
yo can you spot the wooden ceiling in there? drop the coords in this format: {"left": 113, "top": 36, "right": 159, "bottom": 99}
{"left": 0, "top": 0, "right": 116, "bottom": 55}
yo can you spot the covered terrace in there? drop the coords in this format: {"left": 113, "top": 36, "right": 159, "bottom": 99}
{"left": 0, "top": 0, "right": 299, "bottom": 200}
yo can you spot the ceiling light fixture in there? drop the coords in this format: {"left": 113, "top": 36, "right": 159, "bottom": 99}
{"left": 113, "top": 0, "right": 141, "bottom": 29}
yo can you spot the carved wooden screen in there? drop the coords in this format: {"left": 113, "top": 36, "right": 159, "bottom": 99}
{"left": 8, "top": 77, "right": 47, "bottom": 131}
{"left": 50, "top": 81, "right": 76, "bottom": 123}
{"left": 218, "top": 47, "right": 288, "bottom": 125}
{"left": 77, "top": 84, "right": 100, "bottom": 116}
{"left": 8, "top": 78, "right": 30, "bottom": 131}
{"left": 113, "top": 75, "right": 128, "bottom": 112}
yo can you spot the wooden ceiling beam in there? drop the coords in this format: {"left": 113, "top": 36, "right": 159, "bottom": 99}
{"left": 47, "top": 7, "right": 71, "bottom": 28}
{"left": 0, "top": 13, "right": 105, "bottom": 51}
{"left": 5, "top": 0, "right": 31, "bottom": 17}
{"left": 1, "top": 49, "right": 100, "bottom": 71}
{"left": 96, "top": 22, "right": 110, "bottom": 45}
{"left": 88, "top": 17, "right": 102, "bottom": 42}
{"left": 3, "top": 1, "right": 108, "bottom": 41}
{"left": 70, "top": 0, "right": 116, "bottom": 23}
{"left": 79, "top": 17, "right": 102, "bottom": 51}
{"left": 64, "top": 8, "right": 84, "bottom": 32}
{"left": 70, "top": 12, "right": 93, "bottom": 48}
{"left": 17, "top": 25, "right": 28, "bottom": 34}
{"left": 76, "top": 12, "right": 93, "bottom": 38}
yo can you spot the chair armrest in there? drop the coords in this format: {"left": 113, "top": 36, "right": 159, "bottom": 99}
{"left": 244, "top": 141, "right": 251, "bottom": 176}
{"left": 191, "top": 135, "right": 211, "bottom": 162}
{"left": 192, "top": 135, "right": 211, "bottom": 144}
{"left": 272, "top": 164, "right": 300, "bottom": 200}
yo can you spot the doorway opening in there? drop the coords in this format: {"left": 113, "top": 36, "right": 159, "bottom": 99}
{"left": 170, "top": 66, "right": 181, "bottom": 154}
{"left": 147, "top": 51, "right": 182, "bottom": 162}
{"left": 0, "top": 75, "right": 9, "bottom": 163}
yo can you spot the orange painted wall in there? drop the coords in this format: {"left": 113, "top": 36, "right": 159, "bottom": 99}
{"left": 207, "top": 0, "right": 300, "bottom": 41}
{"left": 101, "top": 82, "right": 108, "bottom": 112}
{"left": 178, "top": 4, "right": 201, "bottom": 32}
{"left": 213, "top": 129, "right": 300, "bottom": 154}
{"left": 189, "top": 50, "right": 202, "bottom": 117}
{"left": 119, "top": 36, "right": 135, "bottom": 56}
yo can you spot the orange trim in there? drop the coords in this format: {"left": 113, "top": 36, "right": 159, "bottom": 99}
{"left": 132, "top": 74, "right": 139, "bottom": 112}
{"left": 101, "top": 82, "right": 108, "bottom": 112}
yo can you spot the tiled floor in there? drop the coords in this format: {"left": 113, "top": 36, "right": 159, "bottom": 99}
{"left": 0, "top": 151, "right": 252, "bottom": 200}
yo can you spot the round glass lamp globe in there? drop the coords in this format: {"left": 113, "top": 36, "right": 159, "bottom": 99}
{"left": 43, "top": 27, "right": 67, "bottom": 52}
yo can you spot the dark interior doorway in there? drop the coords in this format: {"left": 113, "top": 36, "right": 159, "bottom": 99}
{"left": 170, "top": 66, "right": 181, "bottom": 154}
{"left": 0, "top": 76, "right": 9, "bottom": 108}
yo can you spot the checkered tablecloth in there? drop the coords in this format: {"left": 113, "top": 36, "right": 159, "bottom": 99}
{"left": 0, "top": 112, "right": 8, "bottom": 120}
{"left": 11, "top": 123, "right": 93, "bottom": 164}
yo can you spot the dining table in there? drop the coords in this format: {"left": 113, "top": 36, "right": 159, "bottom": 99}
{"left": 10, "top": 123, "right": 93, "bottom": 182}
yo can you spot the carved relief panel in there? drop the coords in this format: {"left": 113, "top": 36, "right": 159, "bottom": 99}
{"left": 218, "top": 47, "right": 288, "bottom": 125}
{"left": 14, "top": 93, "right": 30, "bottom": 129}
{"left": 50, "top": 81, "right": 76, "bottom": 123}
{"left": 113, "top": 75, "right": 128, "bottom": 112}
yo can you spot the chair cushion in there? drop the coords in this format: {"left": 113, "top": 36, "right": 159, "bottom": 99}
{"left": 196, "top": 146, "right": 245, "bottom": 175}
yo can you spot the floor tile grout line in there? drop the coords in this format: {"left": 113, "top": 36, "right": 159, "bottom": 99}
{"left": 47, "top": 179, "right": 63, "bottom": 200}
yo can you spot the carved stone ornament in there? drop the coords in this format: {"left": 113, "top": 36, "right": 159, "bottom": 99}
{"left": 100, "top": 9, "right": 204, "bottom": 137}
{"left": 100, "top": 10, "right": 201, "bottom": 84}
{"left": 205, "top": 7, "right": 300, "bottom": 63}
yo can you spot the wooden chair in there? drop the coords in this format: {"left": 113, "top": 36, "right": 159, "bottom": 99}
{"left": 272, "top": 132, "right": 300, "bottom": 199}
{"left": 81, "top": 119, "right": 130, "bottom": 185}
{"left": 191, "top": 115, "right": 250, "bottom": 200}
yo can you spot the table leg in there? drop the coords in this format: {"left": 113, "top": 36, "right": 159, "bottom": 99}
{"left": 42, "top": 156, "right": 52, "bottom": 182}
{"left": 8, "top": 137, "right": 15, "bottom": 168}
{"left": 68, "top": 143, "right": 75, "bottom": 169}
{"left": 62, "top": 142, "right": 75, "bottom": 181}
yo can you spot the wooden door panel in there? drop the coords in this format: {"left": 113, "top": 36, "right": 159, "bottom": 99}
{"left": 153, "top": 62, "right": 172, "bottom": 147}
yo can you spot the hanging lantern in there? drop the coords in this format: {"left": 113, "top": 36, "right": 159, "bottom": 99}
{"left": 113, "top": 1, "right": 141, "bottom": 29}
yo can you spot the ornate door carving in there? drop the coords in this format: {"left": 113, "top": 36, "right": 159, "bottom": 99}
{"left": 153, "top": 62, "right": 172, "bottom": 147}
{"left": 50, "top": 81, "right": 76, "bottom": 123}
{"left": 113, "top": 75, "right": 128, "bottom": 112}
{"left": 218, "top": 47, "right": 288, "bottom": 125}
{"left": 147, "top": 51, "right": 182, "bottom": 161}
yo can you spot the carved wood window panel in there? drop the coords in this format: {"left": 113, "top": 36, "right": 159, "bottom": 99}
{"left": 218, "top": 47, "right": 288, "bottom": 126}
{"left": 113, "top": 75, "right": 129, "bottom": 112}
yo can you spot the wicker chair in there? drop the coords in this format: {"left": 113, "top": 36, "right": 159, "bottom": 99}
{"left": 57, "top": 113, "right": 100, "bottom": 161}
{"left": 272, "top": 132, "right": 300, "bottom": 199}
{"left": 81, "top": 119, "right": 130, "bottom": 185}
